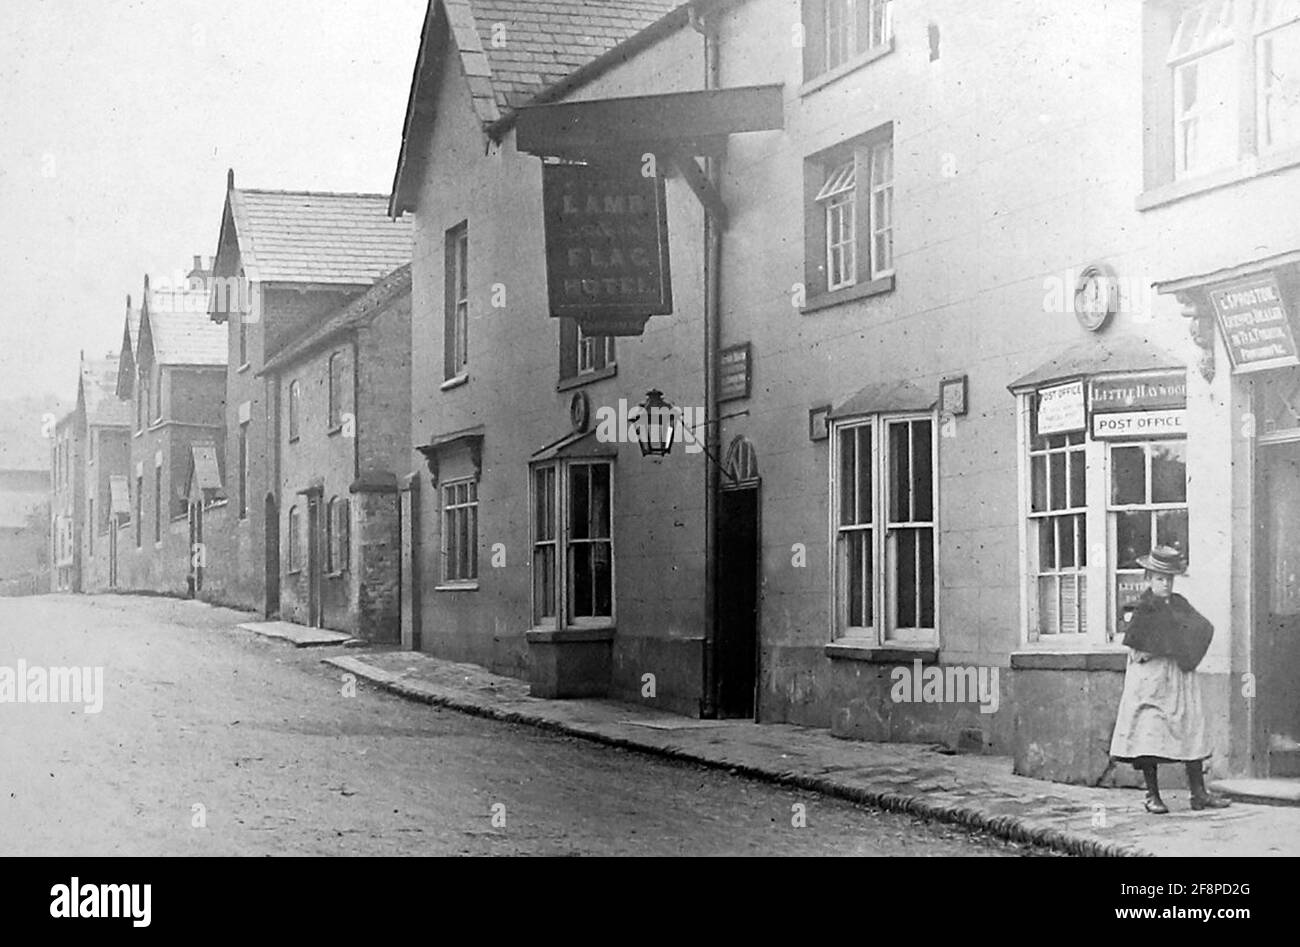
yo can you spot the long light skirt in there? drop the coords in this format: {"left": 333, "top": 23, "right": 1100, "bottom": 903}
{"left": 1109, "top": 650, "right": 1211, "bottom": 763}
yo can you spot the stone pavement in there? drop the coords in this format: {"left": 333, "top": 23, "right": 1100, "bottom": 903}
{"left": 237, "top": 621, "right": 355, "bottom": 648}
{"left": 323, "top": 649, "right": 1300, "bottom": 858}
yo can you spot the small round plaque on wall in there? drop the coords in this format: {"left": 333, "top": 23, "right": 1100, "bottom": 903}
{"left": 1074, "top": 263, "right": 1120, "bottom": 332}
{"left": 569, "top": 391, "right": 590, "bottom": 433}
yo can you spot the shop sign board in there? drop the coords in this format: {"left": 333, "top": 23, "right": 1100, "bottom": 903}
{"left": 1206, "top": 273, "right": 1300, "bottom": 374}
{"left": 1092, "top": 408, "right": 1186, "bottom": 439}
{"left": 1090, "top": 370, "right": 1186, "bottom": 413}
{"left": 1036, "top": 380, "right": 1086, "bottom": 436}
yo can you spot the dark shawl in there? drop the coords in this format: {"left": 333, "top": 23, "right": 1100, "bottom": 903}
{"left": 1121, "top": 590, "right": 1214, "bottom": 673}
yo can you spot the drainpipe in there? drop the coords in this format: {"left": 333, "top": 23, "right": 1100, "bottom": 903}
{"left": 692, "top": 2, "right": 722, "bottom": 719}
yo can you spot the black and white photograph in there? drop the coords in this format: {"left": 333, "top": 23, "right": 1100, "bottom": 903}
{"left": 0, "top": 0, "right": 1293, "bottom": 919}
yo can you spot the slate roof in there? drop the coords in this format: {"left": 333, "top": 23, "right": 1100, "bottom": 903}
{"left": 392, "top": 0, "right": 690, "bottom": 214}
{"left": 225, "top": 189, "right": 415, "bottom": 287}
{"left": 80, "top": 355, "right": 132, "bottom": 427}
{"left": 147, "top": 306, "right": 228, "bottom": 367}
{"left": 466, "top": 0, "right": 680, "bottom": 113}
{"left": 260, "top": 263, "right": 413, "bottom": 374}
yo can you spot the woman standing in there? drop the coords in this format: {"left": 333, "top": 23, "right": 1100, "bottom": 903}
{"left": 1109, "top": 545, "right": 1230, "bottom": 814}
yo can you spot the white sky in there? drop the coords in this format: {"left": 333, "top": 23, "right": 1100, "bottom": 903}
{"left": 0, "top": 0, "right": 426, "bottom": 403}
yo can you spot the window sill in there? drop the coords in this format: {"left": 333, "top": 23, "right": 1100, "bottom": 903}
{"left": 800, "top": 38, "right": 895, "bottom": 97}
{"left": 1009, "top": 648, "right": 1127, "bottom": 671}
{"left": 825, "top": 640, "right": 939, "bottom": 663}
{"left": 525, "top": 626, "right": 615, "bottom": 644}
{"left": 441, "top": 373, "right": 469, "bottom": 392}
{"left": 1137, "top": 144, "right": 1300, "bottom": 211}
{"left": 327, "top": 570, "right": 348, "bottom": 579}
{"left": 287, "top": 568, "right": 302, "bottom": 576}
{"left": 801, "top": 274, "right": 895, "bottom": 314}
{"left": 435, "top": 582, "right": 479, "bottom": 592}
{"left": 557, "top": 365, "right": 618, "bottom": 391}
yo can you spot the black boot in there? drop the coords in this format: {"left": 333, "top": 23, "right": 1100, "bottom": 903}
{"left": 1141, "top": 763, "right": 1168, "bottom": 814}
{"left": 1187, "top": 760, "right": 1230, "bottom": 810}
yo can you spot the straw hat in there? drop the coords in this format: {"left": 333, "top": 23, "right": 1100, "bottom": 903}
{"left": 1136, "top": 545, "right": 1187, "bottom": 576}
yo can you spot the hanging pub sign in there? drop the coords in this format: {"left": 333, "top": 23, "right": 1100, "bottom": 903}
{"left": 1206, "top": 272, "right": 1300, "bottom": 374}
{"left": 1089, "top": 370, "right": 1187, "bottom": 413}
{"left": 1036, "top": 380, "right": 1086, "bottom": 436}
{"left": 542, "top": 159, "right": 672, "bottom": 337}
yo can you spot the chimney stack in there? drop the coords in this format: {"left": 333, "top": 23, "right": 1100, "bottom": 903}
{"left": 192, "top": 254, "right": 202, "bottom": 272}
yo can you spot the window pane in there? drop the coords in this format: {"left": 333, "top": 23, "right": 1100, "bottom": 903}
{"left": 1151, "top": 442, "right": 1188, "bottom": 503}
{"left": 572, "top": 543, "right": 592, "bottom": 618}
{"left": 918, "top": 528, "right": 935, "bottom": 628}
{"left": 912, "top": 420, "right": 933, "bottom": 522}
{"left": 889, "top": 421, "right": 911, "bottom": 522}
{"left": 534, "top": 547, "right": 555, "bottom": 620}
{"left": 1111, "top": 445, "right": 1146, "bottom": 505}
{"left": 1060, "top": 574, "right": 1082, "bottom": 635}
{"left": 1049, "top": 451, "right": 1067, "bottom": 511}
{"left": 1031, "top": 455, "right": 1047, "bottom": 513}
{"left": 535, "top": 468, "right": 554, "bottom": 540}
{"left": 1058, "top": 517, "right": 1076, "bottom": 568}
{"left": 1069, "top": 449, "right": 1086, "bottom": 509}
{"left": 843, "top": 530, "right": 872, "bottom": 628}
{"left": 1116, "top": 511, "right": 1152, "bottom": 570}
{"left": 592, "top": 542, "right": 612, "bottom": 617}
{"left": 571, "top": 464, "right": 590, "bottom": 540}
{"left": 1038, "top": 576, "right": 1059, "bottom": 635}
{"left": 895, "top": 528, "right": 917, "bottom": 628}
{"left": 1078, "top": 514, "right": 1088, "bottom": 566}
{"left": 857, "top": 426, "right": 872, "bottom": 524}
{"left": 1156, "top": 509, "right": 1190, "bottom": 561}
{"left": 1038, "top": 518, "right": 1056, "bottom": 570}
{"left": 839, "top": 427, "right": 857, "bottom": 526}
{"left": 590, "top": 464, "right": 610, "bottom": 539}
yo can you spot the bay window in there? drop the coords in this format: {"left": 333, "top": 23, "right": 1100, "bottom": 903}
{"left": 831, "top": 414, "right": 936, "bottom": 644}
{"left": 531, "top": 460, "right": 614, "bottom": 629}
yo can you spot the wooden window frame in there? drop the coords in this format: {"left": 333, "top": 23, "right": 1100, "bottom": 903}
{"left": 828, "top": 413, "right": 937, "bottom": 645}
{"left": 530, "top": 460, "right": 615, "bottom": 631}
{"left": 444, "top": 222, "right": 469, "bottom": 381}
{"left": 440, "top": 477, "right": 479, "bottom": 585}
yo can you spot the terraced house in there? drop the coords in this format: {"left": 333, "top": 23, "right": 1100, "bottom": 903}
{"left": 385, "top": 0, "right": 1300, "bottom": 790}
{"left": 73, "top": 351, "right": 132, "bottom": 592}
{"left": 260, "top": 263, "right": 413, "bottom": 640}
{"left": 112, "top": 267, "right": 227, "bottom": 597}
{"left": 204, "top": 173, "right": 413, "bottom": 615}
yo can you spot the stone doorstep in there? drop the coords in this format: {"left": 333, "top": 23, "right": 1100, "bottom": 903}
{"left": 237, "top": 621, "right": 356, "bottom": 648}
{"left": 1210, "top": 778, "right": 1300, "bottom": 807}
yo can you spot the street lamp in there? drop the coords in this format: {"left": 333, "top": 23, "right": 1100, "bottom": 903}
{"left": 634, "top": 389, "right": 677, "bottom": 457}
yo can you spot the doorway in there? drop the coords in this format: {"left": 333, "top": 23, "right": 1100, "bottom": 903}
{"left": 264, "top": 493, "right": 280, "bottom": 618}
{"left": 307, "top": 494, "right": 323, "bottom": 628}
{"left": 188, "top": 501, "right": 204, "bottom": 597}
{"left": 715, "top": 434, "right": 762, "bottom": 720}
{"left": 1258, "top": 440, "right": 1300, "bottom": 776}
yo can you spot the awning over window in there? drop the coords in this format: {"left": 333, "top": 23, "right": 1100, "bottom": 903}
{"left": 109, "top": 475, "right": 131, "bottom": 515}
{"left": 1007, "top": 335, "right": 1185, "bottom": 394}
{"left": 827, "top": 380, "right": 936, "bottom": 421}
{"left": 531, "top": 428, "right": 619, "bottom": 462}
{"left": 191, "top": 444, "right": 222, "bottom": 491}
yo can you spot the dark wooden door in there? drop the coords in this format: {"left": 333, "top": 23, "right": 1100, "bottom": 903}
{"left": 716, "top": 486, "right": 760, "bottom": 719}
{"left": 264, "top": 494, "right": 280, "bottom": 618}
{"left": 1260, "top": 442, "right": 1300, "bottom": 774}
{"left": 307, "top": 496, "right": 323, "bottom": 628}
